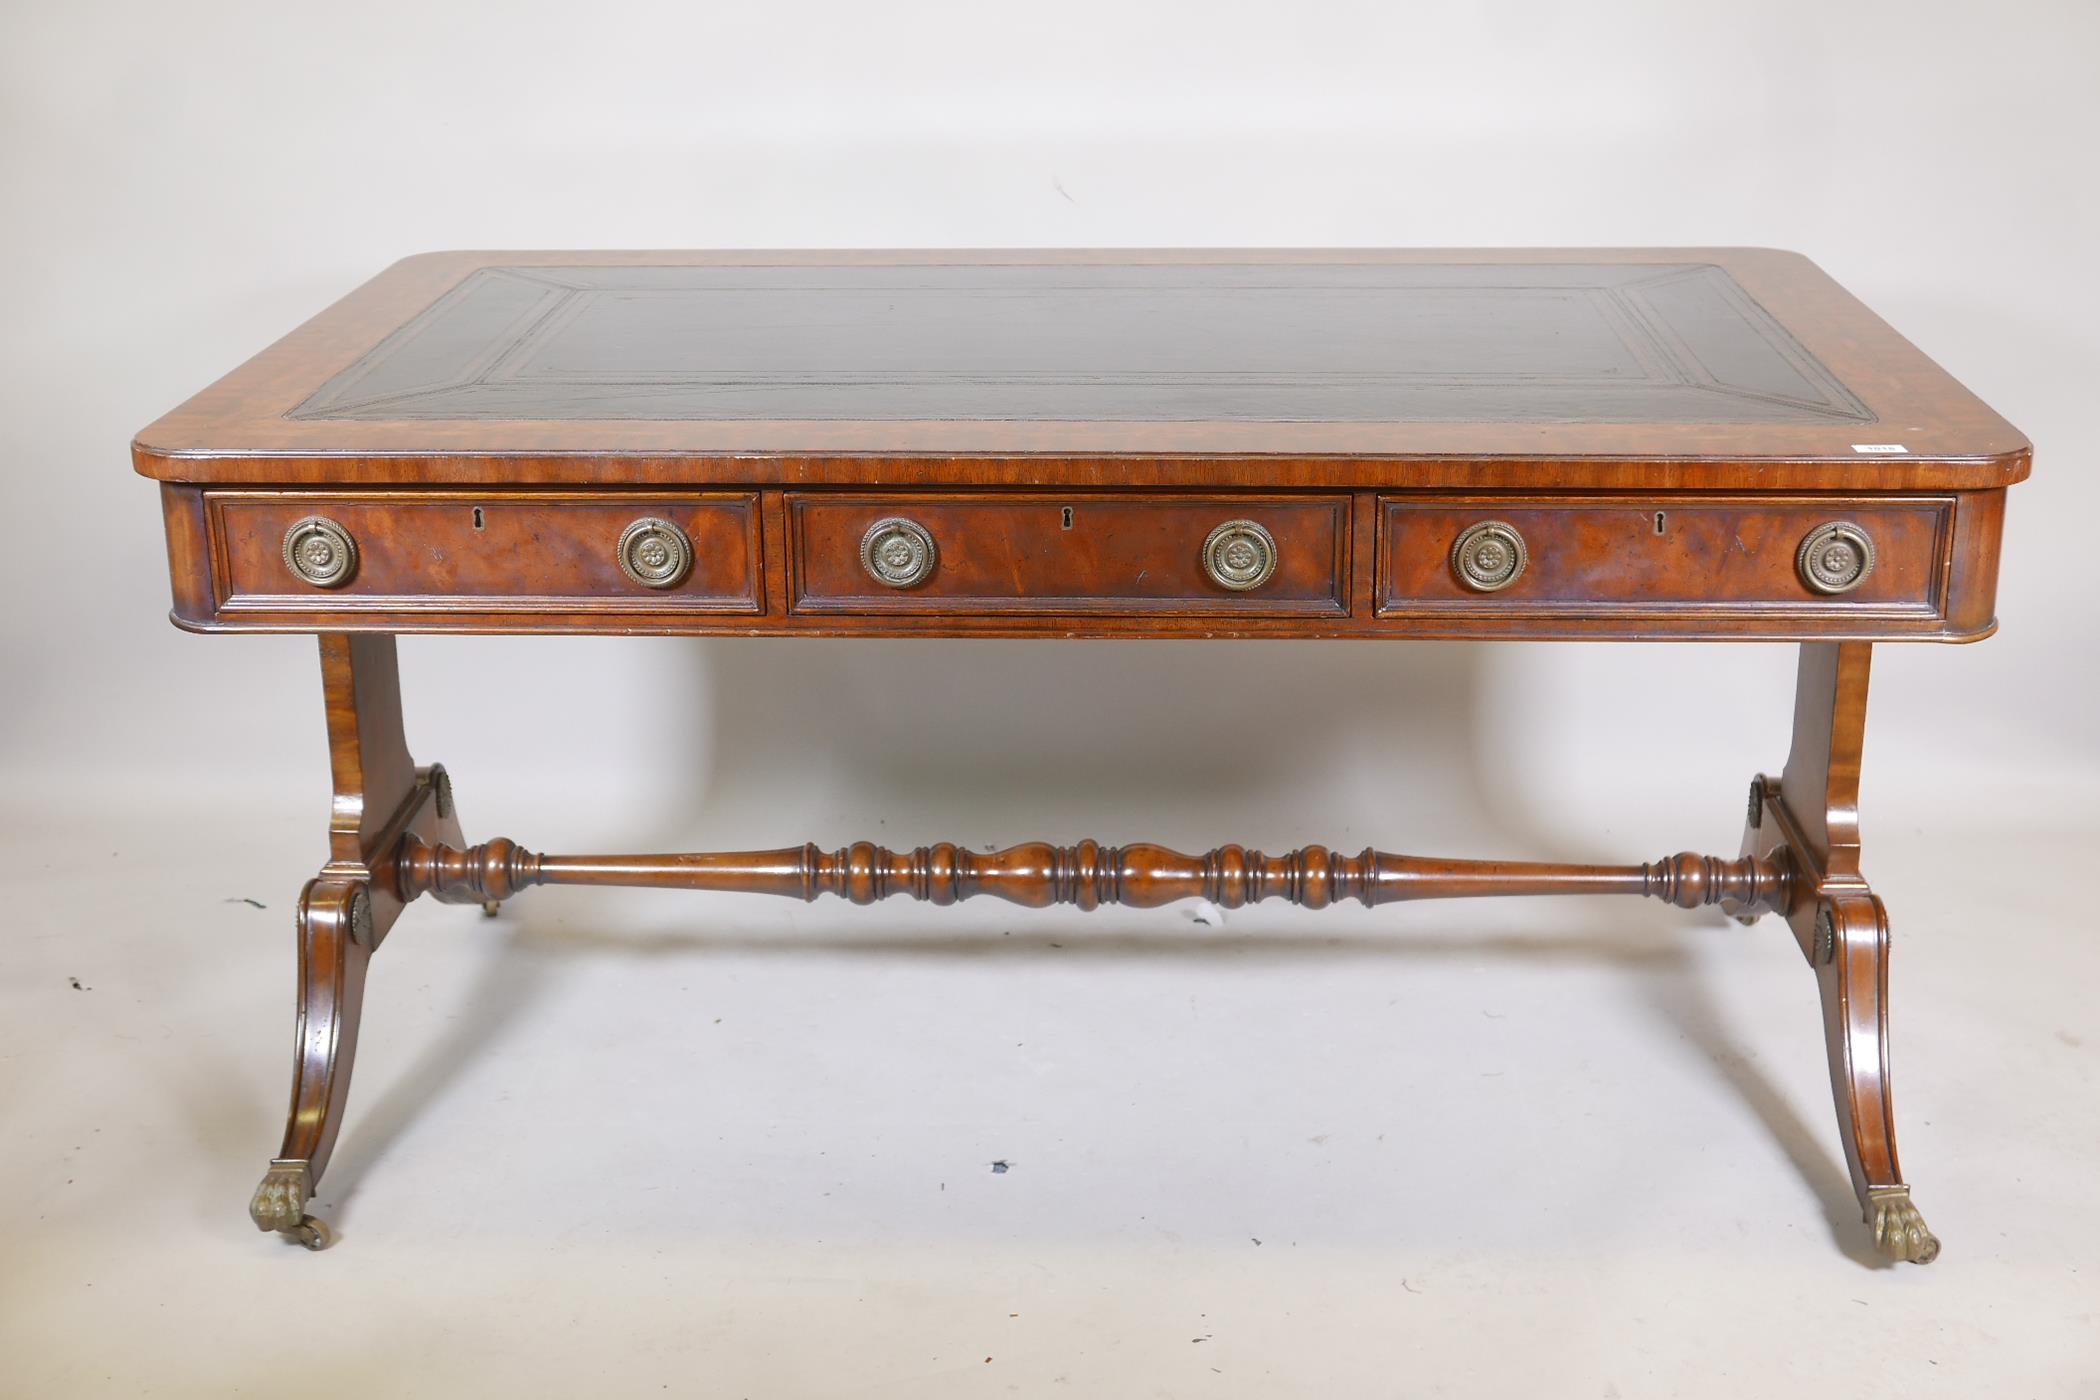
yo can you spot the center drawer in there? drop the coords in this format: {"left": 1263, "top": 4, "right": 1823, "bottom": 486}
{"left": 788, "top": 494, "right": 1351, "bottom": 615}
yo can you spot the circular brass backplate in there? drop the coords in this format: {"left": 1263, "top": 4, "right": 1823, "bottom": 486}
{"left": 860, "top": 517, "right": 937, "bottom": 588}
{"left": 281, "top": 516, "right": 358, "bottom": 588}
{"left": 1201, "top": 518, "right": 1278, "bottom": 591}
{"left": 618, "top": 517, "right": 694, "bottom": 589}
{"left": 1796, "top": 521, "right": 1876, "bottom": 594}
{"left": 1450, "top": 520, "right": 1528, "bottom": 592}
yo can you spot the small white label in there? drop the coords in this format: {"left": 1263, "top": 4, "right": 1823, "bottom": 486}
{"left": 1851, "top": 443, "right": 1910, "bottom": 454}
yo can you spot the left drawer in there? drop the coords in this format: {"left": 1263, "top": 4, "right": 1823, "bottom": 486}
{"left": 199, "top": 491, "right": 764, "bottom": 619}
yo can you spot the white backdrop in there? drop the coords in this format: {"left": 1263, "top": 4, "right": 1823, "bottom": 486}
{"left": 3, "top": 3, "right": 2097, "bottom": 1395}
{"left": 2, "top": 0, "right": 2093, "bottom": 808}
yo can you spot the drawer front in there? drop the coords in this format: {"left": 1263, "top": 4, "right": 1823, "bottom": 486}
{"left": 207, "top": 491, "right": 762, "bottom": 615}
{"left": 790, "top": 493, "right": 1350, "bottom": 614}
{"left": 1378, "top": 496, "right": 1952, "bottom": 620}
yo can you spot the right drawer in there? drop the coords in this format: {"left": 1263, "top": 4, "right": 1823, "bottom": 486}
{"left": 1378, "top": 496, "right": 1954, "bottom": 621}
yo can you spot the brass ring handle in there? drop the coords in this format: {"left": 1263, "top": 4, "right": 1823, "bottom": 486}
{"left": 861, "top": 516, "right": 937, "bottom": 588}
{"left": 282, "top": 516, "right": 358, "bottom": 588}
{"left": 1796, "top": 521, "right": 1876, "bottom": 594}
{"left": 1201, "top": 519, "right": 1278, "bottom": 591}
{"left": 618, "top": 517, "right": 694, "bottom": 589}
{"left": 1451, "top": 520, "right": 1528, "bottom": 592}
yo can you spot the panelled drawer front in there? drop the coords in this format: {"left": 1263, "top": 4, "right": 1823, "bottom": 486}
{"left": 790, "top": 494, "right": 1350, "bottom": 614}
{"left": 1378, "top": 496, "right": 1952, "bottom": 619}
{"left": 208, "top": 491, "right": 762, "bottom": 613}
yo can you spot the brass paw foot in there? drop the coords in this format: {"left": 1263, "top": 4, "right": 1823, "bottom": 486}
{"left": 249, "top": 1159, "right": 308, "bottom": 1231}
{"left": 1867, "top": 1186, "right": 1940, "bottom": 1264}
{"left": 249, "top": 1158, "right": 336, "bottom": 1251}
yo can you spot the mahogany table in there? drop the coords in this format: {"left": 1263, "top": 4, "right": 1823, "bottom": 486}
{"left": 136, "top": 250, "right": 2028, "bottom": 1261}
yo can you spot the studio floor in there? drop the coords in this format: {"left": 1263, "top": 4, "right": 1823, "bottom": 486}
{"left": 3, "top": 773, "right": 2095, "bottom": 1398}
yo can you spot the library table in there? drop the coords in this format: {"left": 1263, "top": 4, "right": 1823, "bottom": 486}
{"left": 135, "top": 250, "right": 2029, "bottom": 1260}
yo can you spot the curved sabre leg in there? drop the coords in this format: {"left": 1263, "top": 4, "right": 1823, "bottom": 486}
{"left": 246, "top": 635, "right": 465, "bottom": 1251}
{"left": 1816, "top": 892, "right": 1938, "bottom": 1264}
{"left": 249, "top": 878, "right": 370, "bottom": 1250}
{"left": 1744, "top": 644, "right": 1939, "bottom": 1264}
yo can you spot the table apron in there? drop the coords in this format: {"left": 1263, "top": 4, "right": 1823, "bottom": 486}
{"left": 159, "top": 484, "right": 2007, "bottom": 642}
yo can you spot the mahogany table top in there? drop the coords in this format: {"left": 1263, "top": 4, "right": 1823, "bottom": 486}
{"left": 132, "top": 249, "right": 2028, "bottom": 493}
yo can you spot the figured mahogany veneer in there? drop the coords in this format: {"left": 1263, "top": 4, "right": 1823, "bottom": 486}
{"left": 788, "top": 493, "right": 1349, "bottom": 615}
{"left": 136, "top": 250, "right": 2026, "bottom": 1265}
{"left": 205, "top": 490, "right": 763, "bottom": 617}
{"left": 160, "top": 485, "right": 2006, "bottom": 639}
{"left": 1377, "top": 494, "right": 1985, "bottom": 630}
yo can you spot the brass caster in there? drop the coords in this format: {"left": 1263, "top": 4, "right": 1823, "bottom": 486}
{"left": 291, "top": 1216, "right": 337, "bottom": 1251}
{"left": 481, "top": 900, "right": 500, "bottom": 918}
{"left": 1867, "top": 1186, "right": 1941, "bottom": 1264}
{"left": 1730, "top": 910, "right": 1761, "bottom": 927}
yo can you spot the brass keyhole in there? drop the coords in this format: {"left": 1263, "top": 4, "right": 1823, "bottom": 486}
{"left": 473, "top": 507, "right": 485, "bottom": 531}
{"left": 1654, "top": 511, "right": 1666, "bottom": 536}
{"left": 1061, "top": 506, "right": 1074, "bottom": 530}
